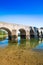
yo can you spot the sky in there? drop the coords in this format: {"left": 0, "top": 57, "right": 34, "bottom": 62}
{"left": 0, "top": 0, "right": 43, "bottom": 28}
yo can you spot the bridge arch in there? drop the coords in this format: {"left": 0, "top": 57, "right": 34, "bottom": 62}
{"left": 30, "top": 28, "right": 34, "bottom": 38}
{"left": 40, "top": 31, "right": 43, "bottom": 38}
{"left": 0, "top": 27, "right": 12, "bottom": 40}
{"left": 18, "top": 28, "right": 26, "bottom": 39}
{"left": 37, "top": 30, "right": 39, "bottom": 38}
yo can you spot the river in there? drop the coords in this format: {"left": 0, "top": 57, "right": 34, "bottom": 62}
{"left": 0, "top": 38, "right": 43, "bottom": 65}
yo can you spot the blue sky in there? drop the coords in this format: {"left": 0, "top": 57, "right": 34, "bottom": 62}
{"left": 0, "top": 0, "right": 43, "bottom": 27}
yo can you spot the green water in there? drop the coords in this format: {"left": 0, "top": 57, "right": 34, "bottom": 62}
{"left": 0, "top": 37, "right": 43, "bottom": 49}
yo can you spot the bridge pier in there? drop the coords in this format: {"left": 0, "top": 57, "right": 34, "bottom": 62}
{"left": 26, "top": 35, "right": 30, "bottom": 40}
{"left": 26, "top": 30, "right": 30, "bottom": 40}
{"left": 11, "top": 30, "right": 18, "bottom": 41}
{"left": 12, "top": 35, "right": 18, "bottom": 41}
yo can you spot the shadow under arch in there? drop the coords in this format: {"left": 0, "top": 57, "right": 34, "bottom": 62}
{"left": 30, "top": 28, "right": 34, "bottom": 38}
{"left": 37, "top": 30, "right": 39, "bottom": 38}
{"left": 41, "top": 31, "right": 43, "bottom": 38}
{"left": 0, "top": 27, "right": 12, "bottom": 40}
{"left": 18, "top": 28, "right": 26, "bottom": 39}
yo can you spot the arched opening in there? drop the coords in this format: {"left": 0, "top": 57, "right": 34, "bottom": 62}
{"left": 37, "top": 30, "right": 39, "bottom": 38}
{"left": 41, "top": 31, "right": 43, "bottom": 38}
{"left": 18, "top": 29, "right": 26, "bottom": 40}
{"left": 30, "top": 28, "right": 34, "bottom": 38}
{"left": 0, "top": 27, "right": 12, "bottom": 40}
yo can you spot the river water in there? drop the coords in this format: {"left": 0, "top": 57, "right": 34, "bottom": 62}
{"left": 0, "top": 38, "right": 43, "bottom": 50}
{"left": 0, "top": 38, "right": 43, "bottom": 65}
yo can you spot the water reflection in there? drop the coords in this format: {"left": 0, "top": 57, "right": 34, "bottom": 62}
{"left": 33, "top": 38, "right": 43, "bottom": 50}
{"left": 35, "top": 43, "right": 43, "bottom": 49}
{"left": 18, "top": 36, "right": 21, "bottom": 45}
{"left": 0, "top": 38, "right": 8, "bottom": 48}
{"left": 0, "top": 37, "right": 43, "bottom": 50}
{"left": 30, "top": 38, "right": 39, "bottom": 48}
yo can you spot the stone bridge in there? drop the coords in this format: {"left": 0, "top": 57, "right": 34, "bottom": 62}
{"left": 0, "top": 22, "right": 41, "bottom": 41}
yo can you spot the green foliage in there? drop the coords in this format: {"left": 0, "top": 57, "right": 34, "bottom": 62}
{"left": 0, "top": 30, "right": 6, "bottom": 35}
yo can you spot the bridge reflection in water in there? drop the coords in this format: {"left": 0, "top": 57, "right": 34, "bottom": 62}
{"left": 0, "top": 38, "right": 8, "bottom": 48}
{"left": 0, "top": 36, "right": 43, "bottom": 51}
